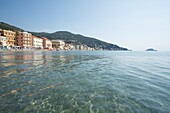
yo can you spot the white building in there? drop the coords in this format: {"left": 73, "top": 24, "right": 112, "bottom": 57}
{"left": 0, "top": 35, "right": 7, "bottom": 46}
{"left": 32, "top": 35, "right": 43, "bottom": 49}
{"left": 52, "top": 40, "right": 65, "bottom": 50}
{"left": 69, "top": 44, "right": 75, "bottom": 50}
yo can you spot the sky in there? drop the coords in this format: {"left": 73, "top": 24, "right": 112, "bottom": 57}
{"left": 0, "top": 0, "right": 170, "bottom": 51}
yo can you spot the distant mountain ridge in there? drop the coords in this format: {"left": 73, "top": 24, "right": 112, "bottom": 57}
{"left": 0, "top": 22, "right": 128, "bottom": 50}
{"left": 31, "top": 31, "right": 128, "bottom": 50}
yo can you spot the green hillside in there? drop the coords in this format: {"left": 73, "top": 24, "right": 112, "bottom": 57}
{"left": 31, "top": 31, "right": 128, "bottom": 50}
{"left": 0, "top": 22, "right": 128, "bottom": 50}
{"left": 0, "top": 22, "right": 24, "bottom": 31}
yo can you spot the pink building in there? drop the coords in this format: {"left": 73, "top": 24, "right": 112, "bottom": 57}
{"left": 16, "top": 31, "right": 32, "bottom": 49}
{"left": 42, "top": 37, "right": 52, "bottom": 49}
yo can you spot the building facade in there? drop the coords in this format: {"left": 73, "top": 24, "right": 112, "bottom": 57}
{"left": 32, "top": 35, "right": 43, "bottom": 49}
{"left": 1, "top": 30, "right": 16, "bottom": 46}
{"left": 42, "top": 37, "right": 52, "bottom": 49}
{"left": 0, "top": 33, "right": 7, "bottom": 46}
{"left": 52, "top": 40, "right": 65, "bottom": 50}
{"left": 16, "top": 31, "right": 32, "bottom": 49}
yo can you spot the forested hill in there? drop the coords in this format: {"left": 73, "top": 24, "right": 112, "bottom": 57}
{"left": 31, "top": 31, "right": 128, "bottom": 50}
{"left": 0, "top": 22, "right": 24, "bottom": 31}
{"left": 0, "top": 22, "right": 128, "bottom": 50}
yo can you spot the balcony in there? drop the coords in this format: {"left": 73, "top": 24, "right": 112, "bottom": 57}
{"left": 23, "top": 39, "right": 32, "bottom": 41}
{"left": 8, "top": 39, "right": 15, "bottom": 42}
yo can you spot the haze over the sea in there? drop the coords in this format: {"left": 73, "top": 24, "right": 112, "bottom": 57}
{"left": 0, "top": 0, "right": 170, "bottom": 51}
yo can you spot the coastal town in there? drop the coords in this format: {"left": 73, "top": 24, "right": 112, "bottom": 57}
{"left": 0, "top": 29, "right": 95, "bottom": 51}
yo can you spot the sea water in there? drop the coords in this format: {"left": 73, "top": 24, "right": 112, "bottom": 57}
{"left": 0, "top": 51, "right": 170, "bottom": 113}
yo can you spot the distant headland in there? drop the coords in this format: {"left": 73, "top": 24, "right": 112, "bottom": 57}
{"left": 0, "top": 22, "right": 128, "bottom": 51}
{"left": 146, "top": 48, "right": 157, "bottom": 51}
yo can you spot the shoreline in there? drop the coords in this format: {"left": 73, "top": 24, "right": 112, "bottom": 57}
{"left": 0, "top": 49, "right": 51, "bottom": 52}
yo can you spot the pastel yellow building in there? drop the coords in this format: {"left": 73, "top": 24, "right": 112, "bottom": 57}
{"left": 1, "top": 30, "right": 16, "bottom": 46}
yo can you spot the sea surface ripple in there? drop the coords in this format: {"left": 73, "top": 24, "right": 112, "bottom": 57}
{"left": 0, "top": 51, "right": 170, "bottom": 113}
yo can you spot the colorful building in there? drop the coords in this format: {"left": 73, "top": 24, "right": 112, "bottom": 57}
{"left": 16, "top": 31, "right": 32, "bottom": 49}
{"left": 1, "top": 29, "right": 16, "bottom": 46}
{"left": 42, "top": 37, "right": 52, "bottom": 49}
{"left": 32, "top": 35, "right": 43, "bottom": 49}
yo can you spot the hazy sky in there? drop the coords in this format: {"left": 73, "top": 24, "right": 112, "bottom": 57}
{"left": 1, "top": 0, "right": 170, "bottom": 51}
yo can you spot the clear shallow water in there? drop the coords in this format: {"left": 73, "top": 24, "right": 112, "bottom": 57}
{"left": 0, "top": 51, "right": 170, "bottom": 113}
